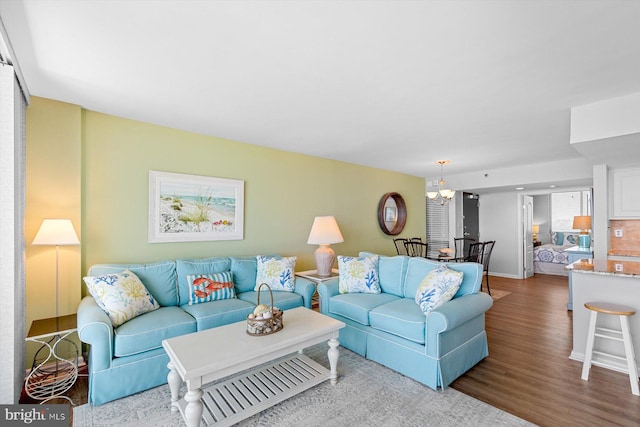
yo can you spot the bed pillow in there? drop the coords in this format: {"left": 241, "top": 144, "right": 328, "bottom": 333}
{"left": 187, "top": 271, "right": 235, "bottom": 304}
{"left": 83, "top": 270, "right": 160, "bottom": 327}
{"left": 551, "top": 232, "right": 564, "bottom": 245}
{"left": 414, "top": 264, "right": 463, "bottom": 315}
{"left": 255, "top": 256, "right": 296, "bottom": 292}
{"left": 564, "top": 233, "right": 579, "bottom": 246}
{"left": 338, "top": 255, "right": 380, "bottom": 294}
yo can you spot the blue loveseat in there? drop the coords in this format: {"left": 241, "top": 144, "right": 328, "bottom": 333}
{"left": 317, "top": 253, "right": 493, "bottom": 390}
{"left": 77, "top": 256, "right": 315, "bottom": 405}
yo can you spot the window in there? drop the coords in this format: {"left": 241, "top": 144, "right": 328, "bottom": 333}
{"left": 426, "top": 197, "right": 449, "bottom": 257}
{"left": 551, "top": 190, "right": 591, "bottom": 231}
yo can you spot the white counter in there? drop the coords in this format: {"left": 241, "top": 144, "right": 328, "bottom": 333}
{"left": 568, "top": 259, "right": 640, "bottom": 371}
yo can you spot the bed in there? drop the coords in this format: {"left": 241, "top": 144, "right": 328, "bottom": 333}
{"left": 533, "top": 232, "right": 579, "bottom": 276}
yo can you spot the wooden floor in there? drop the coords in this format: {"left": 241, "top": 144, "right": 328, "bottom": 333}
{"left": 452, "top": 274, "right": 640, "bottom": 427}
{"left": 23, "top": 274, "right": 640, "bottom": 426}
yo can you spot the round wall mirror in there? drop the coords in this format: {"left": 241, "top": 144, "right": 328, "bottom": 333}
{"left": 377, "top": 192, "right": 407, "bottom": 235}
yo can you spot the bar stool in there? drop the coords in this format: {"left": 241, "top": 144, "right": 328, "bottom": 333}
{"left": 581, "top": 302, "right": 639, "bottom": 396}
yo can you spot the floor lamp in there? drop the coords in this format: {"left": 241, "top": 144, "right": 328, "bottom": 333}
{"left": 32, "top": 219, "right": 80, "bottom": 319}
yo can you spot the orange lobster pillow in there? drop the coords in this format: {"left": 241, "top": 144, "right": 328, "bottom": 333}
{"left": 186, "top": 271, "right": 236, "bottom": 305}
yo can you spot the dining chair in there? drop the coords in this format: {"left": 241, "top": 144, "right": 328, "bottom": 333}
{"left": 405, "top": 240, "right": 428, "bottom": 258}
{"left": 454, "top": 237, "right": 476, "bottom": 262}
{"left": 393, "top": 238, "right": 409, "bottom": 255}
{"left": 479, "top": 241, "right": 495, "bottom": 295}
{"left": 466, "top": 241, "right": 484, "bottom": 263}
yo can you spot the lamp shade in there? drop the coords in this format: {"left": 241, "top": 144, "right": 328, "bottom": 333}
{"left": 572, "top": 216, "right": 591, "bottom": 231}
{"left": 32, "top": 219, "right": 80, "bottom": 246}
{"left": 532, "top": 224, "right": 540, "bottom": 234}
{"left": 307, "top": 216, "right": 344, "bottom": 245}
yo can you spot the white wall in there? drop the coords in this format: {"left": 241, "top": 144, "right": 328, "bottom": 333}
{"left": 478, "top": 192, "right": 522, "bottom": 279}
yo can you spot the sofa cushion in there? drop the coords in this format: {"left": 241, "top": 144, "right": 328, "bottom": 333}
{"left": 237, "top": 290, "right": 303, "bottom": 311}
{"left": 443, "top": 261, "right": 483, "bottom": 297}
{"left": 403, "top": 257, "right": 442, "bottom": 298}
{"left": 405, "top": 257, "right": 481, "bottom": 298}
{"left": 255, "top": 256, "right": 296, "bottom": 292}
{"left": 369, "top": 298, "right": 426, "bottom": 344}
{"left": 187, "top": 271, "right": 236, "bottom": 304}
{"left": 176, "top": 257, "right": 231, "bottom": 306}
{"left": 83, "top": 270, "right": 160, "bottom": 327}
{"left": 328, "top": 293, "right": 400, "bottom": 325}
{"left": 88, "top": 261, "right": 178, "bottom": 307}
{"left": 181, "top": 298, "right": 255, "bottom": 331}
{"left": 338, "top": 255, "right": 381, "bottom": 294}
{"left": 113, "top": 306, "right": 196, "bottom": 357}
{"left": 415, "top": 264, "right": 463, "bottom": 314}
{"left": 360, "top": 252, "right": 407, "bottom": 297}
{"left": 230, "top": 256, "right": 259, "bottom": 293}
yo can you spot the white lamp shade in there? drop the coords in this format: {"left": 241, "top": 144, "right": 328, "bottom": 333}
{"left": 307, "top": 216, "right": 344, "bottom": 245}
{"left": 32, "top": 219, "right": 80, "bottom": 246}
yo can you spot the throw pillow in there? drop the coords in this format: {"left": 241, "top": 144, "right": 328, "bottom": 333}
{"left": 338, "top": 255, "right": 381, "bottom": 294}
{"left": 414, "top": 264, "right": 463, "bottom": 315}
{"left": 83, "top": 270, "right": 160, "bottom": 327}
{"left": 255, "top": 256, "right": 296, "bottom": 292}
{"left": 551, "top": 232, "right": 564, "bottom": 245}
{"left": 186, "top": 271, "right": 236, "bottom": 305}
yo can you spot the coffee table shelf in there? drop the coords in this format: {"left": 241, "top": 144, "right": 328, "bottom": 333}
{"left": 181, "top": 353, "right": 329, "bottom": 426}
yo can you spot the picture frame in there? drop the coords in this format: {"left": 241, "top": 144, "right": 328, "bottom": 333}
{"left": 385, "top": 206, "right": 397, "bottom": 223}
{"left": 148, "top": 170, "right": 244, "bottom": 243}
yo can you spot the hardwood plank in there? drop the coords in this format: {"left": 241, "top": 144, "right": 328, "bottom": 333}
{"left": 452, "top": 274, "right": 640, "bottom": 427}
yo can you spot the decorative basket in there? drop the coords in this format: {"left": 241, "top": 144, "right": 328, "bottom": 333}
{"left": 246, "top": 283, "right": 283, "bottom": 336}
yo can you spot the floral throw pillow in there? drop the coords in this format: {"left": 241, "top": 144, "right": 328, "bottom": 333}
{"left": 338, "top": 255, "right": 380, "bottom": 294}
{"left": 415, "top": 264, "right": 463, "bottom": 315}
{"left": 255, "top": 256, "right": 296, "bottom": 292}
{"left": 187, "top": 271, "right": 236, "bottom": 305}
{"left": 83, "top": 270, "right": 160, "bottom": 327}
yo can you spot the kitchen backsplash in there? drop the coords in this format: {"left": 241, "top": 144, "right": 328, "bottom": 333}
{"left": 609, "top": 219, "right": 640, "bottom": 256}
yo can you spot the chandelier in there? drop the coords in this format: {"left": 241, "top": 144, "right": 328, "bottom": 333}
{"left": 426, "top": 160, "right": 456, "bottom": 205}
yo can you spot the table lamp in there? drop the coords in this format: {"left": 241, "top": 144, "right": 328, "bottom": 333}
{"left": 572, "top": 216, "right": 591, "bottom": 249}
{"left": 532, "top": 224, "right": 540, "bottom": 242}
{"left": 32, "top": 219, "right": 80, "bottom": 318}
{"left": 307, "top": 216, "right": 344, "bottom": 277}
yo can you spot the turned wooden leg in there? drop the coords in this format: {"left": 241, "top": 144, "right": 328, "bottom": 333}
{"left": 184, "top": 388, "right": 204, "bottom": 427}
{"left": 167, "top": 361, "right": 181, "bottom": 412}
{"left": 328, "top": 338, "right": 339, "bottom": 385}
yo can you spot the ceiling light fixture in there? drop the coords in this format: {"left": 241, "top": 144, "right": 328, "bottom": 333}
{"left": 426, "top": 160, "right": 456, "bottom": 205}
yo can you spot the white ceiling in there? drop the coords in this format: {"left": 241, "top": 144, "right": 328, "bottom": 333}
{"left": 2, "top": 0, "right": 640, "bottom": 181}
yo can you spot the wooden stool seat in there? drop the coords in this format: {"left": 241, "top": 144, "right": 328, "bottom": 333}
{"left": 584, "top": 302, "right": 636, "bottom": 316}
{"left": 581, "top": 301, "right": 639, "bottom": 396}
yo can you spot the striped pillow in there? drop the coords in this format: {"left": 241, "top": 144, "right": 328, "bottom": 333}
{"left": 186, "top": 271, "right": 236, "bottom": 305}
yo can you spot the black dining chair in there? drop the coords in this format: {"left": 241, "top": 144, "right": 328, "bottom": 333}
{"left": 405, "top": 240, "right": 428, "bottom": 258}
{"left": 479, "top": 241, "right": 495, "bottom": 295}
{"left": 466, "top": 241, "right": 484, "bottom": 263}
{"left": 454, "top": 237, "right": 476, "bottom": 262}
{"left": 393, "top": 238, "right": 409, "bottom": 255}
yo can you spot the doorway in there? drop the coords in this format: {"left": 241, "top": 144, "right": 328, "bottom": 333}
{"left": 523, "top": 196, "right": 534, "bottom": 278}
{"left": 462, "top": 192, "right": 479, "bottom": 254}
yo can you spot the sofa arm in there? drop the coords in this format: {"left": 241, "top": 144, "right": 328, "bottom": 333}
{"left": 294, "top": 277, "right": 316, "bottom": 309}
{"left": 317, "top": 278, "right": 340, "bottom": 314}
{"left": 425, "top": 293, "right": 493, "bottom": 356}
{"left": 77, "top": 296, "right": 114, "bottom": 372}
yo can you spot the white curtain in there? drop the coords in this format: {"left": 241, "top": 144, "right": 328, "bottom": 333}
{"left": 0, "top": 60, "right": 27, "bottom": 404}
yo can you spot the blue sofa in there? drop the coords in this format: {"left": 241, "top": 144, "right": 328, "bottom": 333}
{"left": 77, "top": 256, "right": 315, "bottom": 405}
{"left": 317, "top": 253, "right": 493, "bottom": 390}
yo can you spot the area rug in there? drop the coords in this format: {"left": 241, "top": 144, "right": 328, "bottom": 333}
{"left": 485, "top": 289, "right": 512, "bottom": 301}
{"left": 74, "top": 344, "right": 533, "bottom": 427}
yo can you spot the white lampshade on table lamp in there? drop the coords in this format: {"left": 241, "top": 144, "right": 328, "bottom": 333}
{"left": 307, "top": 216, "right": 344, "bottom": 277}
{"left": 32, "top": 219, "right": 80, "bottom": 318}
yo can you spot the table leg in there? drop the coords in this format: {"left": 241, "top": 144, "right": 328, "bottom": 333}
{"left": 184, "top": 388, "right": 204, "bottom": 427}
{"left": 327, "top": 338, "right": 339, "bottom": 385}
{"left": 167, "top": 361, "right": 181, "bottom": 412}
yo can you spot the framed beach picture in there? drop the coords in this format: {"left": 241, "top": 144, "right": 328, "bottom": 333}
{"left": 385, "top": 206, "right": 397, "bottom": 223}
{"left": 148, "top": 170, "right": 244, "bottom": 243}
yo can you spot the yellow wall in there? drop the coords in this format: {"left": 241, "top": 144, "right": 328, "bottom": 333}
{"left": 25, "top": 97, "right": 425, "bottom": 357}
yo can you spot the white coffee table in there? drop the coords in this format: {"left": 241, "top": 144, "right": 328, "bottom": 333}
{"left": 162, "top": 307, "right": 345, "bottom": 427}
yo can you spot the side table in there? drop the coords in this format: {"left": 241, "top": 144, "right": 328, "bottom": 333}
{"left": 25, "top": 313, "right": 79, "bottom": 404}
{"left": 295, "top": 269, "right": 339, "bottom": 310}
